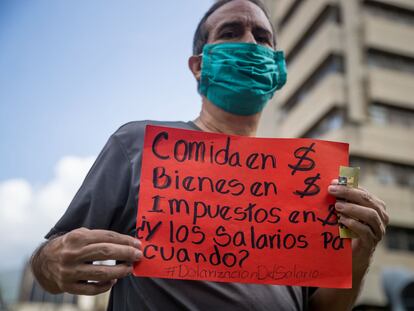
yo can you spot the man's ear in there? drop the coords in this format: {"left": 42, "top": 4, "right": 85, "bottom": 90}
{"left": 188, "top": 55, "right": 202, "bottom": 81}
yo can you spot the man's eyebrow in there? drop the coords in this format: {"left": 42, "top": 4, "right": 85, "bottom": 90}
{"left": 214, "top": 21, "right": 245, "bottom": 33}
{"left": 253, "top": 26, "right": 272, "bottom": 36}
{"left": 213, "top": 20, "right": 273, "bottom": 37}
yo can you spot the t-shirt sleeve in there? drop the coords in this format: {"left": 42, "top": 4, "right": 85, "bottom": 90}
{"left": 45, "top": 134, "right": 132, "bottom": 239}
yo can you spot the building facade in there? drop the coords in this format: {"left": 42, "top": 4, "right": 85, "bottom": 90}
{"left": 259, "top": 0, "right": 414, "bottom": 308}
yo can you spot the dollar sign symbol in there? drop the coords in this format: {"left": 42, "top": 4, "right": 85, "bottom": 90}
{"left": 288, "top": 143, "right": 316, "bottom": 175}
{"left": 294, "top": 173, "right": 321, "bottom": 198}
{"left": 317, "top": 204, "right": 338, "bottom": 226}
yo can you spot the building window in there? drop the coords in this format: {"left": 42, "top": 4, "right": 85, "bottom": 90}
{"left": 369, "top": 104, "right": 414, "bottom": 128}
{"left": 369, "top": 104, "right": 387, "bottom": 125}
{"left": 376, "top": 163, "right": 396, "bottom": 185}
{"left": 385, "top": 226, "right": 414, "bottom": 252}
{"left": 367, "top": 49, "right": 414, "bottom": 75}
{"left": 350, "top": 157, "right": 414, "bottom": 189}
{"left": 304, "top": 108, "right": 345, "bottom": 138}
{"left": 286, "top": 5, "right": 341, "bottom": 64}
{"left": 364, "top": 0, "right": 414, "bottom": 27}
{"left": 280, "top": 55, "right": 344, "bottom": 115}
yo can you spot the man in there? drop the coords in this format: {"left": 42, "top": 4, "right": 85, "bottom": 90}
{"left": 31, "top": 0, "right": 389, "bottom": 310}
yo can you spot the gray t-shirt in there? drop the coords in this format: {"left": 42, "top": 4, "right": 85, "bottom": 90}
{"left": 46, "top": 120, "right": 313, "bottom": 311}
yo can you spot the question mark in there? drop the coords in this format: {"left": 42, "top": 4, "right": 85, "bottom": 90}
{"left": 238, "top": 250, "right": 250, "bottom": 268}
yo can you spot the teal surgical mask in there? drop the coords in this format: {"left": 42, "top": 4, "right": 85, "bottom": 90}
{"left": 198, "top": 42, "right": 287, "bottom": 116}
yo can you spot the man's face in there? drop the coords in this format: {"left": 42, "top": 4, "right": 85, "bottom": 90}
{"left": 205, "top": 0, "right": 275, "bottom": 49}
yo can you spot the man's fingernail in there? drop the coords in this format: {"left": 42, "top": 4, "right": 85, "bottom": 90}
{"left": 335, "top": 202, "right": 344, "bottom": 211}
{"left": 329, "top": 185, "right": 338, "bottom": 193}
{"left": 133, "top": 239, "right": 141, "bottom": 249}
{"left": 134, "top": 250, "right": 142, "bottom": 260}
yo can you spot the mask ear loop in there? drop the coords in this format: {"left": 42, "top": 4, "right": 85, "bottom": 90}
{"left": 196, "top": 53, "right": 205, "bottom": 95}
{"left": 197, "top": 53, "right": 204, "bottom": 72}
{"left": 274, "top": 51, "right": 287, "bottom": 90}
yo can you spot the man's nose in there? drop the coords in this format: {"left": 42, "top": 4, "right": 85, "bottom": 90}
{"left": 241, "top": 31, "right": 257, "bottom": 44}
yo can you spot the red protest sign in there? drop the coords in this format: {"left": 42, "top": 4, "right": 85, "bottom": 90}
{"left": 133, "top": 125, "right": 351, "bottom": 288}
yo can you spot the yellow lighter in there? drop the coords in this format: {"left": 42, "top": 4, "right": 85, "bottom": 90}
{"left": 338, "top": 166, "right": 360, "bottom": 239}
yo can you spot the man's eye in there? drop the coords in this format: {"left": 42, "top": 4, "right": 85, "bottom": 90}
{"left": 256, "top": 36, "right": 269, "bottom": 43}
{"left": 221, "top": 32, "right": 237, "bottom": 38}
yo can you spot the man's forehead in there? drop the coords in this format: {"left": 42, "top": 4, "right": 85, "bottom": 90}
{"left": 205, "top": 1, "right": 273, "bottom": 34}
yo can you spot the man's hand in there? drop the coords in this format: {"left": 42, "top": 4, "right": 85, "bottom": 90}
{"left": 31, "top": 228, "right": 142, "bottom": 296}
{"left": 328, "top": 179, "right": 389, "bottom": 273}
{"left": 310, "top": 181, "right": 389, "bottom": 311}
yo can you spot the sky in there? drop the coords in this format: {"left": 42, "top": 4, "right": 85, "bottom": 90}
{"left": 0, "top": 0, "right": 214, "bottom": 271}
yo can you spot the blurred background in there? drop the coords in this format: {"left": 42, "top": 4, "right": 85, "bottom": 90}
{"left": 0, "top": 0, "right": 413, "bottom": 310}
{"left": 259, "top": 0, "right": 414, "bottom": 309}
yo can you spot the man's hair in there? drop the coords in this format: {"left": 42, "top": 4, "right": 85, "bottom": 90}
{"left": 192, "top": 0, "right": 276, "bottom": 55}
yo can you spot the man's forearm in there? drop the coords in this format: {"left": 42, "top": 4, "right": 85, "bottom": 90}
{"left": 309, "top": 287, "right": 361, "bottom": 311}
{"left": 309, "top": 263, "right": 369, "bottom": 311}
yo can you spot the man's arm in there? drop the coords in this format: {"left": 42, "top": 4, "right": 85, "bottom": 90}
{"left": 309, "top": 259, "right": 370, "bottom": 310}
{"left": 31, "top": 227, "right": 142, "bottom": 295}
{"left": 309, "top": 180, "right": 389, "bottom": 310}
